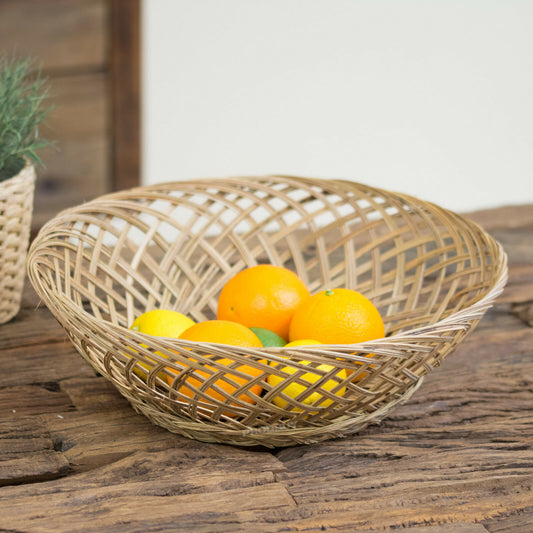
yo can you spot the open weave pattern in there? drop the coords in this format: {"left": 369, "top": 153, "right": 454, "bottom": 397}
{"left": 0, "top": 164, "right": 35, "bottom": 324}
{"left": 27, "top": 176, "right": 507, "bottom": 447}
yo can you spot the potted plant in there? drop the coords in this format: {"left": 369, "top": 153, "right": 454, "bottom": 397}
{"left": 0, "top": 55, "right": 52, "bottom": 324}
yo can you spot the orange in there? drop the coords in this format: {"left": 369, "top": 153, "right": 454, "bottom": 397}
{"left": 217, "top": 265, "right": 310, "bottom": 339}
{"left": 167, "top": 320, "right": 265, "bottom": 411}
{"left": 289, "top": 288, "right": 385, "bottom": 345}
{"left": 178, "top": 320, "right": 263, "bottom": 348}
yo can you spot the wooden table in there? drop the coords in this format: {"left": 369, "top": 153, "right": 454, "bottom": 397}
{"left": 1, "top": 205, "right": 532, "bottom": 533}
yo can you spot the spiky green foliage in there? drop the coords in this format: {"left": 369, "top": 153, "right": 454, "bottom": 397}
{"left": 0, "top": 55, "right": 53, "bottom": 182}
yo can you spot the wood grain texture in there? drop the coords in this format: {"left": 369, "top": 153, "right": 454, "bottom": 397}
{"left": 0, "top": 0, "right": 140, "bottom": 233}
{"left": 0, "top": 0, "right": 108, "bottom": 71}
{"left": 34, "top": 72, "right": 111, "bottom": 227}
{"left": 511, "top": 301, "right": 533, "bottom": 326}
{"left": 110, "top": 0, "right": 141, "bottom": 191}
{"left": 0, "top": 0, "right": 111, "bottom": 232}
{"left": 0, "top": 206, "right": 531, "bottom": 532}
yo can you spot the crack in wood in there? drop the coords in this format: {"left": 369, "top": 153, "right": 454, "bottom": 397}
{"left": 511, "top": 301, "right": 533, "bottom": 327}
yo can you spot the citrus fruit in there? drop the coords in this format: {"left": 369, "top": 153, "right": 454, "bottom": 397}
{"left": 178, "top": 320, "right": 263, "bottom": 347}
{"left": 129, "top": 309, "right": 195, "bottom": 379}
{"left": 284, "top": 339, "right": 321, "bottom": 347}
{"left": 168, "top": 320, "right": 265, "bottom": 412}
{"left": 267, "top": 340, "right": 347, "bottom": 411}
{"left": 217, "top": 265, "right": 310, "bottom": 339}
{"left": 289, "top": 288, "right": 385, "bottom": 344}
{"left": 250, "top": 327, "right": 287, "bottom": 347}
{"left": 176, "top": 357, "right": 264, "bottom": 412}
{"left": 130, "top": 309, "right": 195, "bottom": 338}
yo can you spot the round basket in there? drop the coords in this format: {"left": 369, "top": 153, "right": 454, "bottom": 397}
{"left": 27, "top": 176, "right": 507, "bottom": 447}
{"left": 0, "top": 163, "right": 35, "bottom": 324}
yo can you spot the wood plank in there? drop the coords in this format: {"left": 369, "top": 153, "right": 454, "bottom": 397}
{"left": 1, "top": 306, "right": 68, "bottom": 350}
{"left": 33, "top": 137, "right": 110, "bottom": 228}
{"left": 0, "top": 434, "right": 291, "bottom": 531}
{"left": 0, "top": 482, "right": 296, "bottom": 533}
{"left": 291, "top": 526, "right": 489, "bottom": 533}
{"left": 110, "top": 0, "right": 141, "bottom": 191}
{"left": 0, "top": 452, "right": 69, "bottom": 487}
{"left": 498, "top": 264, "right": 533, "bottom": 304}
{"left": 287, "top": 487, "right": 531, "bottom": 532}
{"left": 0, "top": 0, "right": 108, "bottom": 71}
{"left": 58, "top": 376, "right": 132, "bottom": 413}
{"left": 0, "top": 1, "right": 121, "bottom": 233}
{"left": 490, "top": 228, "right": 533, "bottom": 266}
{"left": 481, "top": 513, "right": 533, "bottom": 533}
{"left": 0, "top": 343, "right": 96, "bottom": 387}
{"left": 42, "top": 376, "right": 187, "bottom": 473}
{"left": 44, "top": 410, "right": 164, "bottom": 474}
{"left": 0, "top": 416, "right": 56, "bottom": 458}
{"left": 43, "top": 73, "right": 110, "bottom": 141}
{"left": 33, "top": 70, "right": 111, "bottom": 229}
{"left": 0, "top": 385, "right": 74, "bottom": 417}
{"left": 465, "top": 204, "right": 533, "bottom": 231}
{"left": 0, "top": 416, "right": 69, "bottom": 486}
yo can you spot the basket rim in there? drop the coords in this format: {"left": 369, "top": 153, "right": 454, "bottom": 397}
{"left": 0, "top": 159, "right": 35, "bottom": 197}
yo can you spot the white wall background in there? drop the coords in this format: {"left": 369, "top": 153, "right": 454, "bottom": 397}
{"left": 141, "top": 0, "right": 533, "bottom": 213}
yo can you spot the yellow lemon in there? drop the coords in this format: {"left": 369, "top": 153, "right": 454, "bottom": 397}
{"left": 129, "top": 309, "right": 195, "bottom": 380}
{"left": 284, "top": 339, "right": 321, "bottom": 347}
{"left": 130, "top": 309, "right": 195, "bottom": 338}
{"left": 267, "top": 340, "right": 347, "bottom": 411}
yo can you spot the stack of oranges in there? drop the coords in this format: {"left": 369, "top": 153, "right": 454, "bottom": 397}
{"left": 129, "top": 264, "right": 385, "bottom": 413}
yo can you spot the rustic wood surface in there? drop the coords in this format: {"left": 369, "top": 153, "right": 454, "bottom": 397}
{"left": 110, "top": 0, "right": 141, "bottom": 192}
{"left": 0, "top": 0, "right": 140, "bottom": 233}
{"left": 0, "top": 205, "right": 532, "bottom": 532}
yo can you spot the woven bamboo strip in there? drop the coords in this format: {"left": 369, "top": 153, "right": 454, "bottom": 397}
{"left": 0, "top": 163, "right": 35, "bottom": 324}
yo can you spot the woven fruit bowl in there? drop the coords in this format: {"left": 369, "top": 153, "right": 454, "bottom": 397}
{"left": 27, "top": 176, "right": 507, "bottom": 447}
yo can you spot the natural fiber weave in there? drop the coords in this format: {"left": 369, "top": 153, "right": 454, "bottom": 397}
{"left": 0, "top": 163, "right": 35, "bottom": 324}
{"left": 27, "top": 176, "right": 507, "bottom": 447}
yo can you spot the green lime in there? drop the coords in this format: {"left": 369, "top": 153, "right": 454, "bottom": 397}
{"left": 249, "top": 327, "right": 287, "bottom": 347}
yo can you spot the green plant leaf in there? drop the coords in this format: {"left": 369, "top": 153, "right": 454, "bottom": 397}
{"left": 0, "top": 54, "right": 54, "bottom": 182}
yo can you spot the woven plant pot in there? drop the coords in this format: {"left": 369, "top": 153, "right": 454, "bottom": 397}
{"left": 27, "top": 176, "right": 507, "bottom": 447}
{"left": 0, "top": 163, "right": 35, "bottom": 324}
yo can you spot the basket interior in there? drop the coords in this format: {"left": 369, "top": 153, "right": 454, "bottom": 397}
{"left": 34, "top": 176, "right": 500, "bottom": 336}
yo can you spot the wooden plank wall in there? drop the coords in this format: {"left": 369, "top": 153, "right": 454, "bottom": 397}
{"left": 0, "top": 0, "right": 115, "bottom": 230}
